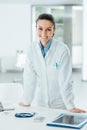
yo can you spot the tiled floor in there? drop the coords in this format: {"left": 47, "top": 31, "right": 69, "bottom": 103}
{"left": 0, "top": 70, "right": 87, "bottom": 110}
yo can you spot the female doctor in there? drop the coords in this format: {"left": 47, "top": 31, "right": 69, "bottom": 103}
{"left": 19, "top": 13, "right": 86, "bottom": 113}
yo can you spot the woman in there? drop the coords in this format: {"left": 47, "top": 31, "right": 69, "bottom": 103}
{"left": 19, "top": 13, "right": 86, "bottom": 113}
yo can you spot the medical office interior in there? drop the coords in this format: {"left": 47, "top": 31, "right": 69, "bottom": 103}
{"left": 0, "top": 0, "right": 87, "bottom": 110}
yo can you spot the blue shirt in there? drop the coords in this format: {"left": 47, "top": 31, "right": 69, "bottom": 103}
{"left": 39, "top": 38, "right": 53, "bottom": 57}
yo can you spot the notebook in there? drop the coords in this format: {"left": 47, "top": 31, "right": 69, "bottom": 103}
{"left": 47, "top": 113, "right": 87, "bottom": 129}
{"left": 0, "top": 101, "right": 15, "bottom": 111}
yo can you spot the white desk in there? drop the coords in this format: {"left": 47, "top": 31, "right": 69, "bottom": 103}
{"left": 0, "top": 105, "right": 87, "bottom": 130}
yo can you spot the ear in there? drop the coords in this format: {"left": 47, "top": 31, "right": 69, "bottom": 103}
{"left": 53, "top": 28, "right": 56, "bottom": 36}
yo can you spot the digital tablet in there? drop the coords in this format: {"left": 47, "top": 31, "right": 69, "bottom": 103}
{"left": 47, "top": 113, "right": 87, "bottom": 129}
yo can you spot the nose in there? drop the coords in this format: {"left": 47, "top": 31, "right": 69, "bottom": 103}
{"left": 41, "top": 30, "right": 47, "bottom": 36}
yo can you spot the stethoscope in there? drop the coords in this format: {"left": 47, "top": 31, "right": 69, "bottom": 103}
{"left": 15, "top": 112, "right": 35, "bottom": 118}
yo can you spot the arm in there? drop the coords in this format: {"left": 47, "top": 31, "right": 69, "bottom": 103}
{"left": 19, "top": 49, "right": 37, "bottom": 107}
{"left": 59, "top": 47, "right": 86, "bottom": 113}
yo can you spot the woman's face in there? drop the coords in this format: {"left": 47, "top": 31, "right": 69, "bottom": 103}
{"left": 36, "top": 20, "right": 55, "bottom": 47}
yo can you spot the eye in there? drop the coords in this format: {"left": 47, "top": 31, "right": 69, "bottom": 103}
{"left": 47, "top": 29, "right": 51, "bottom": 32}
{"left": 37, "top": 27, "right": 43, "bottom": 31}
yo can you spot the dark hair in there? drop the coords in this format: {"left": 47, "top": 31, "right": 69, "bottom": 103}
{"left": 36, "top": 13, "right": 55, "bottom": 28}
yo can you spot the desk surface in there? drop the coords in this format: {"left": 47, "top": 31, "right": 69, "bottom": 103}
{"left": 0, "top": 105, "right": 87, "bottom": 130}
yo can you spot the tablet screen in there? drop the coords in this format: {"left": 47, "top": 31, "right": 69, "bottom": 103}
{"left": 53, "top": 115, "right": 87, "bottom": 125}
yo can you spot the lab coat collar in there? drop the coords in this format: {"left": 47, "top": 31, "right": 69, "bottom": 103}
{"left": 39, "top": 38, "right": 53, "bottom": 57}
{"left": 35, "top": 37, "right": 57, "bottom": 61}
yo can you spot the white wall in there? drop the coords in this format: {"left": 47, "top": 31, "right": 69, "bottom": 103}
{"left": 0, "top": 4, "right": 31, "bottom": 57}
{"left": 82, "top": 0, "right": 87, "bottom": 80}
{"left": 0, "top": 4, "right": 31, "bottom": 71}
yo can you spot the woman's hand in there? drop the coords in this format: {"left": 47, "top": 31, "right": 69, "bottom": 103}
{"left": 70, "top": 107, "right": 87, "bottom": 113}
{"left": 19, "top": 102, "right": 30, "bottom": 107}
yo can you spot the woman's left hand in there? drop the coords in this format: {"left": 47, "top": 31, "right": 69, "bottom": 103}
{"left": 70, "top": 107, "right": 87, "bottom": 113}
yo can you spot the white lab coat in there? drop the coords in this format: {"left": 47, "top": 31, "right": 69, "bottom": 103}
{"left": 23, "top": 38, "right": 75, "bottom": 110}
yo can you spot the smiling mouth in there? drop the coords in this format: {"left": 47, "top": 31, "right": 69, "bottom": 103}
{"left": 41, "top": 37, "right": 48, "bottom": 39}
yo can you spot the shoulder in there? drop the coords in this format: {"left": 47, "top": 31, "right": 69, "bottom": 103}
{"left": 53, "top": 38, "right": 70, "bottom": 54}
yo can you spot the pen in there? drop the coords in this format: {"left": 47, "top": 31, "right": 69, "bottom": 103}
{"left": 56, "top": 63, "right": 58, "bottom": 69}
